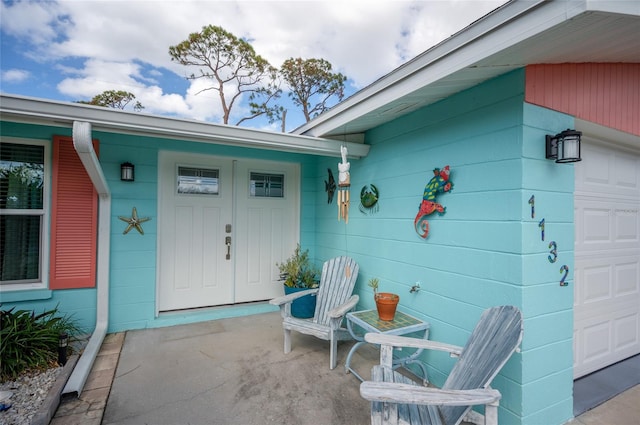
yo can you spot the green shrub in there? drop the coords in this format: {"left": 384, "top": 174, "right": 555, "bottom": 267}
{"left": 276, "top": 244, "right": 320, "bottom": 289}
{"left": 0, "top": 306, "right": 81, "bottom": 380}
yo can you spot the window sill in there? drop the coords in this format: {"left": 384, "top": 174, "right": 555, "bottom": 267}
{"left": 0, "top": 285, "right": 52, "bottom": 303}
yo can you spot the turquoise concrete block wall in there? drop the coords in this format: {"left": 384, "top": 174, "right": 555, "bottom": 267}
{"left": 520, "top": 102, "right": 575, "bottom": 425}
{"left": 312, "top": 69, "right": 576, "bottom": 425}
{"left": 1, "top": 122, "right": 321, "bottom": 332}
{"left": 0, "top": 288, "right": 98, "bottom": 334}
{"left": 92, "top": 131, "right": 321, "bottom": 332}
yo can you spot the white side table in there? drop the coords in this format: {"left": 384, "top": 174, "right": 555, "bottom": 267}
{"left": 345, "top": 309, "right": 430, "bottom": 384}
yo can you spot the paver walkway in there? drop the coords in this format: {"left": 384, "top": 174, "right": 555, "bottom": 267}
{"left": 51, "top": 332, "right": 124, "bottom": 425}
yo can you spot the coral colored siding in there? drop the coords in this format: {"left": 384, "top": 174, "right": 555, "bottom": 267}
{"left": 49, "top": 136, "right": 98, "bottom": 289}
{"left": 526, "top": 64, "right": 640, "bottom": 136}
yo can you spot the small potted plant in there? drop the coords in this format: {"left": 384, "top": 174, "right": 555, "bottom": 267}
{"left": 368, "top": 277, "right": 399, "bottom": 321}
{"left": 276, "top": 244, "right": 320, "bottom": 318}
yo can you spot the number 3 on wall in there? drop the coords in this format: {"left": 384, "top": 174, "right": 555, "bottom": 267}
{"left": 548, "top": 241, "right": 558, "bottom": 263}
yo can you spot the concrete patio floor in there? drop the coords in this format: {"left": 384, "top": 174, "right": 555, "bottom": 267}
{"left": 52, "top": 310, "right": 639, "bottom": 425}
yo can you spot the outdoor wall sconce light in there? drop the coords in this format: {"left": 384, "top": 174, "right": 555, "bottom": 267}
{"left": 121, "top": 162, "right": 135, "bottom": 181}
{"left": 546, "top": 129, "right": 582, "bottom": 163}
{"left": 58, "top": 332, "right": 68, "bottom": 366}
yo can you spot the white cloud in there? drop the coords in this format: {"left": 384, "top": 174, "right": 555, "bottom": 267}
{"left": 56, "top": 59, "right": 144, "bottom": 97}
{"left": 2, "top": 0, "right": 507, "bottom": 123}
{"left": 0, "top": 1, "right": 62, "bottom": 46}
{"left": 1, "top": 69, "right": 31, "bottom": 84}
{"left": 184, "top": 79, "right": 226, "bottom": 122}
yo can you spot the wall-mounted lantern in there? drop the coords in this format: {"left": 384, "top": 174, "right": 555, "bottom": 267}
{"left": 546, "top": 129, "right": 582, "bottom": 163}
{"left": 121, "top": 162, "right": 135, "bottom": 181}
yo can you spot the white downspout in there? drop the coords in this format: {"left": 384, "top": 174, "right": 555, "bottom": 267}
{"left": 63, "top": 121, "right": 111, "bottom": 396}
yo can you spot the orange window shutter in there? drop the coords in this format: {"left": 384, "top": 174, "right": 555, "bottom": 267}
{"left": 50, "top": 136, "right": 99, "bottom": 289}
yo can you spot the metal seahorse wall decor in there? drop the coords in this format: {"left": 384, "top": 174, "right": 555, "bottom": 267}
{"left": 414, "top": 165, "right": 453, "bottom": 239}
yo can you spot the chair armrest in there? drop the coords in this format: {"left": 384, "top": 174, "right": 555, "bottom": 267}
{"left": 364, "top": 333, "right": 463, "bottom": 357}
{"left": 327, "top": 295, "right": 359, "bottom": 319}
{"left": 360, "top": 382, "right": 501, "bottom": 406}
{"left": 269, "top": 288, "right": 319, "bottom": 307}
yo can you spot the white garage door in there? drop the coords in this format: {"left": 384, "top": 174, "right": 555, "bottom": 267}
{"left": 574, "top": 137, "right": 640, "bottom": 379}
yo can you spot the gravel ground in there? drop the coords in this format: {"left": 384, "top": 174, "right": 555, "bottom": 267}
{"left": 0, "top": 367, "right": 61, "bottom": 425}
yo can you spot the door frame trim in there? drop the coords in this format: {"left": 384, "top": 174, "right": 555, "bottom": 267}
{"left": 155, "top": 150, "right": 302, "bottom": 315}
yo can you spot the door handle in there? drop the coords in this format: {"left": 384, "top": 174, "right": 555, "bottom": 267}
{"left": 225, "top": 236, "right": 231, "bottom": 260}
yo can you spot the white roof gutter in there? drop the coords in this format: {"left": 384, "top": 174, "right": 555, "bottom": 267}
{"left": 63, "top": 121, "right": 111, "bottom": 396}
{"left": 0, "top": 94, "right": 369, "bottom": 159}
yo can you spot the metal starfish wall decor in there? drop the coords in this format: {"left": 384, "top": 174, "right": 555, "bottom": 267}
{"left": 118, "top": 207, "right": 151, "bottom": 235}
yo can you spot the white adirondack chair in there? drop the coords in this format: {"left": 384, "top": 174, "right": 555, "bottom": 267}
{"left": 360, "top": 305, "right": 523, "bottom": 425}
{"left": 269, "top": 256, "right": 359, "bottom": 369}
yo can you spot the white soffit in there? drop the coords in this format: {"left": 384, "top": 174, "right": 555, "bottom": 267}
{"left": 296, "top": 0, "right": 640, "bottom": 138}
{"left": 0, "top": 94, "right": 370, "bottom": 159}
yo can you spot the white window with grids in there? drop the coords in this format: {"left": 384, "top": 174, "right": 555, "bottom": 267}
{"left": 0, "top": 139, "right": 50, "bottom": 289}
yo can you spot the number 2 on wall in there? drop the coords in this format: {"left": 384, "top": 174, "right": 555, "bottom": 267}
{"left": 560, "top": 265, "right": 569, "bottom": 286}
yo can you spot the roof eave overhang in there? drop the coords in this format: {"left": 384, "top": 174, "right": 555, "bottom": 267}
{"left": 294, "top": 0, "right": 637, "bottom": 138}
{"left": 0, "top": 94, "right": 370, "bottom": 159}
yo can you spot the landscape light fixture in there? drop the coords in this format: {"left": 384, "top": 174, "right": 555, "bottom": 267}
{"left": 58, "top": 332, "right": 68, "bottom": 366}
{"left": 546, "top": 129, "right": 582, "bottom": 163}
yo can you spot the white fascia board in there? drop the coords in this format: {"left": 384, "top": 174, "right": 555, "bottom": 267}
{"left": 0, "top": 94, "right": 369, "bottom": 159}
{"left": 576, "top": 118, "right": 640, "bottom": 151}
{"left": 295, "top": 0, "right": 606, "bottom": 138}
{"left": 586, "top": 0, "right": 640, "bottom": 15}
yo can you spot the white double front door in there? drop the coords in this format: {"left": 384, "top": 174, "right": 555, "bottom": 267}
{"left": 158, "top": 151, "right": 299, "bottom": 311}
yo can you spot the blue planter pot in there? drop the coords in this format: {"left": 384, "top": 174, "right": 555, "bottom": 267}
{"left": 284, "top": 286, "right": 317, "bottom": 318}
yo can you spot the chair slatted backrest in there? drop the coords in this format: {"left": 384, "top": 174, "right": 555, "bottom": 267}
{"left": 313, "top": 256, "right": 359, "bottom": 326}
{"left": 440, "top": 305, "right": 523, "bottom": 425}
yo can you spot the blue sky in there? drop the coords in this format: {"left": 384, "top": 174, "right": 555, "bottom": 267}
{"left": 1, "top": 0, "right": 505, "bottom": 132}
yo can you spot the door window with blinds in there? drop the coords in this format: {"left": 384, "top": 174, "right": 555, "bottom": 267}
{"left": 250, "top": 172, "right": 284, "bottom": 198}
{"left": 177, "top": 167, "right": 219, "bottom": 195}
{"left": 0, "top": 140, "right": 48, "bottom": 285}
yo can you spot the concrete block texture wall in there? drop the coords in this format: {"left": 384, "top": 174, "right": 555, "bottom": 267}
{"left": 313, "top": 69, "right": 575, "bottom": 425}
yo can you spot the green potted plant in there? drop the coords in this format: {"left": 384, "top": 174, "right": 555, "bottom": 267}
{"left": 368, "top": 277, "right": 399, "bottom": 321}
{"left": 276, "top": 244, "right": 320, "bottom": 318}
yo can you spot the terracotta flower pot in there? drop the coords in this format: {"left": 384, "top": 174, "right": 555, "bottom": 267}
{"left": 375, "top": 292, "right": 400, "bottom": 321}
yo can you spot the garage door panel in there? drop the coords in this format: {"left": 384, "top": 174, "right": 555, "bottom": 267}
{"left": 574, "top": 137, "right": 640, "bottom": 378}
{"left": 576, "top": 146, "right": 611, "bottom": 190}
{"left": 576, "top": 310, "right": 640, "bottom": 375}
{"left": 576, "top": 254, "right": 638, "bottom": 296}
{"left": 582, "top": 322, "right": 610, "bottom": 360}
{"left": 575, "top": 295, "right": 639, "bottom": 324}
{"left": 615, "top": 314, "right": 639, "bottom": 351}
{"left": 579, "top": 262, "right": 611, "bottom": 304}
{"left": 615, "top": 207, "right": 639, "bottom": 242}
{"left": 577, "top": 143, "right": 640, "bottom": 196}
{"left": 582, "top": 208, "right": 610, "bottom": 243}
{"left": 575, "top": 200, "right": 639, "bottom": 251}
{"left": 614, "top": 154, "right": 639, "bottom": 190}
{"left": 617, "top": 261, "right": 639, "bottom": 295}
